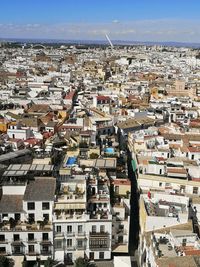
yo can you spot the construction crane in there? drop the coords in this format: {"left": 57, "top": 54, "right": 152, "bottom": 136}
{"left": 105, "top": 34, "right": 114, "bottom": 48}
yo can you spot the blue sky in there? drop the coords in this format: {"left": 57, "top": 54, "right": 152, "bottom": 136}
{"left": 1, "top": 0, "right": 200, "bottom": 42}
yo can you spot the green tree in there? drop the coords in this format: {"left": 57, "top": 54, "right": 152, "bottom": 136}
{"left": 75, "top": 257, "right": 96, "bottom": 267}
{"left": 90, "top": 153, "right": 99, "bottom": 159}
{"left": 0, "top": 256, "right": 14, "bottom": 267}
{"left": 44, "top": 257, "right": 62, "bottom": 267}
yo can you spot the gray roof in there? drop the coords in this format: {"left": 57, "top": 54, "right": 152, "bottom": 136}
{"left": 0, "top": 149, "right": 32, "bottom": 163}
{"left": 23, "top": 177, "right": 56, "bottom": 201}
{"left": 7, "top": 164, "right": 54, "bottom": 172}
{"left": 94, "top": 158, "right": 116, "bottom": 169}
{"left": 0, "top": 195, "right": 23, "bottom": 213}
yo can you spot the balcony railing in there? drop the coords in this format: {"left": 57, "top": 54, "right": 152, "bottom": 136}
{"left": 27, "top": 251, "right": 40, "bottom": 256}
{"left": 90, "top": 231, "right": 109, "bottom": 236}
{"left": 89, "top": 245, "right": 109, "bottom": 251}
{"left": 27, "top": 238, "right": 37, "bottom": 243}
{"left": 65, "top": 246, "right": 76, "bottom": 251}
{"left": 0, "top": 239, "right": 8, "bottom": 243}
{"left": 66, "top": 232, "right": 75, "bottom": 236}
{"left": 41, "top": 250, "right": 52, "bottom": 255}
{"left": 76, "top": 231, "right": 86, "bottom": 236}
{"left": 77, "top": 245, "right": 87, "bottom": 250}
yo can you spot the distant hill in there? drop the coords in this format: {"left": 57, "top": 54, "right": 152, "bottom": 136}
{"left": 1, "top": 37, "right": 200, "bottom": 48}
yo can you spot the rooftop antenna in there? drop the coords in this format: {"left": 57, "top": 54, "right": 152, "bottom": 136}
{"left": 105, "top": 34, "right": 113, "bottom": 48}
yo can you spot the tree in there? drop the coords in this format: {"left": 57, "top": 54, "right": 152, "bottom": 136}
{"left": 90, "top": 153, "right": 99, "bottom": 159}
{"left": 0, "top": 256, "right": 14, "bottom": 267}
{"left": 44, "top": 257, "right": 61, "bottom": 267}
{"left": 75, "top": 257, "right": 88, "bottom": 267}
{"left": 75, "top": 257, "right": 96, "bottom": 267}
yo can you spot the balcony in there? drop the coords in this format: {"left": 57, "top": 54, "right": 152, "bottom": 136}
{"left": 40, "top": 239, "right": 52, "bottom": 245}
{"left": 41, "top": 250, "right": 52, "bottom": 255}
{"left": 27, "top": 251, "right": 40, "bottom": 256}
{"left": 89, "top": 244, "right": 109, "bottom": 251}
{"left": 77, "top": 245, "right": 87, "bottom": 250}
{"left": 54, "top": 232, "right": 65, "bottom": 238}
{"left": 65, "top": 246, "right": 76, "bottom": 251}
{"left": 66, "top": 232, "right": 75, "bottom": 237}
{"left": 0, "top": 221, "right": 53, "bottom": 232}
{"left": 76, "top": 231, "right": 86, "bottom": 237}
{"left": 79, "top": 142, "right": 89, "bottom": 149}
{"left": 11, "top": 239, "right": 23, "bottom": 245}
{"left": 0, "top": 239, "right": 8, "bottom": 243}
{"left": 90, "top": 231, "right": 109, "bottom": 237}
{"left": 27, "top": 238, "right": 37, "bottom": 243}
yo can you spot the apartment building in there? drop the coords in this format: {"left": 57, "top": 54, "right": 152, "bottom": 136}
{"left": 0, "top": 168, "right": 56, "bottom": 263}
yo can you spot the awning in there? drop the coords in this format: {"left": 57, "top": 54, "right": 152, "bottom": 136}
{"left": 40, "top": 255, "right": 49, "bottom": 261}
{"left": 26, "top": 255, "right": 37, "bottom": 261}
{"left": 54, "top": 236, "right": 64, "bottom": 240}
{"left": 131, "top": 159, "right": 137, "bottom": 172}
{"left": 54, "top": 203, "right": 85, "bottom": 210}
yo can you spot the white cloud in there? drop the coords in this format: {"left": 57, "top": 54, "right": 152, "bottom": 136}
{"left": 0, "top": 19, "right": 199, "bottom": 42}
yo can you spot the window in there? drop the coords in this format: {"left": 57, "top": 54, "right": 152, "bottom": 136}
{"left": 67, "top": 239, "right": 72, "bottom": 248}
{"left": 159, "top": 182, "right": 162, "bottom": 187}
{"left": 182, "top": 238, "right": 187, "bottom": 246}
{"left": 13, "top": 234, "right": 20, "bottom": 241}
{"left": 42, "top": 245, "right": 49, "bottom": 254}
{"left": 115, "top": 186, "right": 119, "bottom": 194}
{"left": 89, "top": 238, "right": 108, "bottom": 249}
{"left": 78, "top": 225, "right": 83, "bottom": 233}
{"left": 0, "top": 247, "right": 6, "bottom": 254}
{"left": 42, "top": 202, "right": 50, "bottom": 210}
{"left": 67, "top": 225, "right": 72, "bottom": 233}
{"left": 66, "top": 253, "right": 72, "bottom": 262}
{"left": 15, "top": 213, "right": 20, "bottom": 221}
{"left": 0, "top": 235, "right": 5, "bottom": 242}
{"left": 28, "top": 214, "right": 35, "bottom": 224}
{"left": 28, "top": 233, "right": 34, "bottom": 241}
{"left": 100, "top": 225, "right": 105, "bottom": 233}
{"left": 180, "top": 185, "right": 185, "bottom": 192}
{"left": 193, "top": 187, "right": 198, "bottom": 194}
{"left": 77, "top": 240, "right": 83, "bottom": 248}
{"left": 104, "top": 203, "right": 107, "bottom": 208}
{"left": 13, "top": 246, "right": 21, "bottom": 254}
{"left": 165, "top": 183, "right": 171, "bottom": 188}
{"left": 55, "top": 240, "right": 62, "bottom": 249}
{"left": 27, "top": 202, "right": 35, "bottom": 210}
{"left": 43, "top": 233, "right": 48, "bottom": 241}
{"left": 43, "top": 214, "right": 49, "bottom": 221}
{"left": 2, "top": 214, "right": 8, "bottom": 218}
{"left": 89, "top": 252, "right": 94, "bottom": 260}
{"left": 56, "top": 226, "right": 61, "bottom": 233}
{"left": 28, "top": 245, "right": 34, "bottom": 253}
{"left": 92, "top": 225, "right": 96, "bottom": 233}
{"left": 99, "top": 252, "right": 104, "bottom": 259}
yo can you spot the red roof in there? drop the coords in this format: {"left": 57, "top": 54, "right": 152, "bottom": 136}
{"left": 113, "top": 179, "right": 131, "bottom": 186}
{"left": 97, "top": 95, "right": 111, "bottom": 101}
{"left": 167, "top": 168, "right": 187, "bottom": 174}
{"left": 184, "top": 249, "right": 200, "bottom": 255}
{"left": 65, "top": 91, "right": 75, "bottom": 100}
{"left": 24, "top": 138, "right": 41, "bottom": 146}
{"left": 188, "top": 146, "right": 200, "bottom": 153}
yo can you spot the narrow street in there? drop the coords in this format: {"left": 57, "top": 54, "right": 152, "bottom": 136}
{"left": 127, "top": 149, "right": 139, "bottom": 265}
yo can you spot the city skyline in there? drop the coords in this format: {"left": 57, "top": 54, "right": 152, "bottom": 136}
{"left": 1, "top": 0, "right": 200, "bottom": 42}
